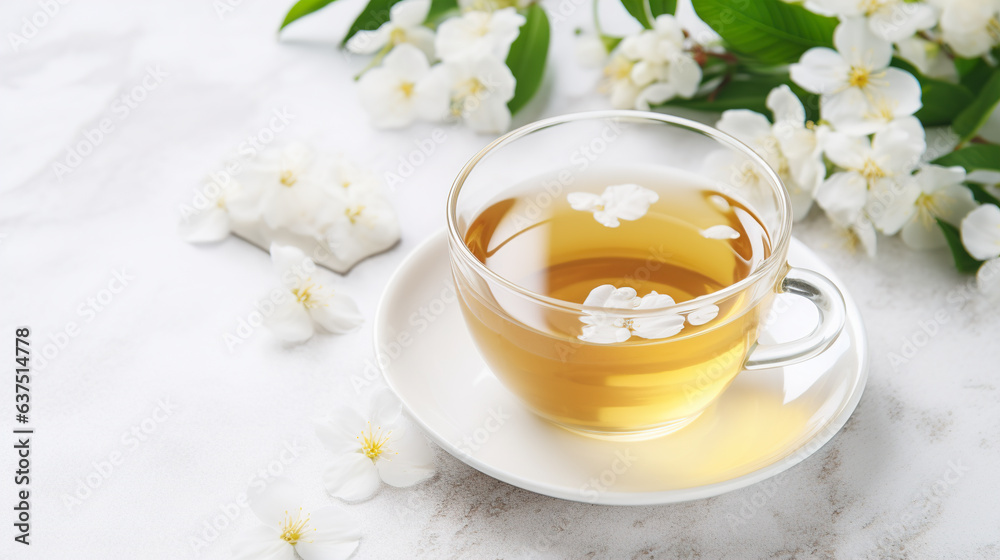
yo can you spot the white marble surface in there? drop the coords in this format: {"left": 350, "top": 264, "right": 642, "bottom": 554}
{"left": 2, "top": 1, "right": 999, "bottom": 558}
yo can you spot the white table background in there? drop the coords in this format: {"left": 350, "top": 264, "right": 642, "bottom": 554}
{"left": 2, "top": 0, "right": 999, "bottom": 558}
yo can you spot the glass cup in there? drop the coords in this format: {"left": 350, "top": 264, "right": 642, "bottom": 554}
{"left": 446, "top": 111, "right": 846, "bottom": 440}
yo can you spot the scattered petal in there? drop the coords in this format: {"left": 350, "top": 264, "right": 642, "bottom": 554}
{"left": 701, "top": 225, "right": 741, "bottom": 240}
{"left": 687, "top": 305, "right": 720, "bottom": 326}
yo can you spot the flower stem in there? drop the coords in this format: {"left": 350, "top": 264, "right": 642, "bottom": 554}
{"left": 353, "top": 42, "right": 394, "bottom": 81}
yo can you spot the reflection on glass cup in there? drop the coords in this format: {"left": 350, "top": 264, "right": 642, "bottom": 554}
{"left": 447, "top": 111, "right": 846, "bottom": 440}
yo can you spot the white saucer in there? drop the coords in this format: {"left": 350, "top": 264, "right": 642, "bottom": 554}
{"left": 375, "top": 230, "right": 868, "bottom": 505}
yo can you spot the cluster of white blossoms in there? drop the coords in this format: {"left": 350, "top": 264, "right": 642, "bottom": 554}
{"left": 231, "top": 392, "right": 437, "bottom": 560}
{"left": 586, "top": 14, "right": 703, "bottom": 110}
{"left": 710, "top": 19, "right": 979, "bottom": 262}
{"left": 180, "top": 143, "right": 400, "bottom": 275}
{"left": 350, "top": 0, "right": 526, "bottom": 133}
{"left": 807, "top": 0, "right": 998, "bottom": 80}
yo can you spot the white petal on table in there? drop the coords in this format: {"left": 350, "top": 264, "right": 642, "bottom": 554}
{"left": 231, "top": 525, "right": 294, "bottom": 560}
{"left": 265, "top": 298, "right": 315, "bottom": 343}
{"left": 367, "top": 389, "right": 403, "bottom": 427}
{"left": 376, "top": 429, "right": 437, "bottom": 487}
{"left": 249, "top": 477, "right": 306, "bottom": 528}
{"left": 961, "top": 204, "right": 1000, "bottom": 261}
{"left": 323, "top": 453, "right": 381, "bottom": 501}
{"left": 308, "top": 293, "right": 364, "bottom": 334}
{"left": 293, "top": 505, "right": 362, "bottom": 560}
{"left": 315, "top": 407, "right": 369, "bottom": 454}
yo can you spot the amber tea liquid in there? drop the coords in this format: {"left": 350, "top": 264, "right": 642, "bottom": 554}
{"left": 455, "top": 166, "right": 774, "bottom": 436}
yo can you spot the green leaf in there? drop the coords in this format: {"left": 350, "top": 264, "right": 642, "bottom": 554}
{"left": 691, "top": 0, "right": 837, "bottom": 65}
{"left": 620, "top": 0, "right": 677, "bottom": 28}
{"left": 967, "top": 183, "right": 1000, "bottom": 207}
{"left": 343, "top": 0, "right": 401, "bottom": 45}
{"left": 891, "top": 58, "right": 975, "bottom": 127}
{"left": 506, "top": 4, "right": 550, "bottom": 115}
{"left": 933, "top": 144, "right": 1000, "bottom": 172}
{"left": 663, "top": 74, "right": 820, "bottom": 121}
{"left": 957, "top": 57, "right": 993, "bottom": 93}
{"left": 279, "top": 0, "right": 340, "bottom": 31}
{"left": 427, "top": 0, "right": 458, "bottom": 23}
{"left": 937, "top": 218, "right": 983, "bottom": 274}
{"left": 952, "top": 68, "right": 1000, "bottom": 143}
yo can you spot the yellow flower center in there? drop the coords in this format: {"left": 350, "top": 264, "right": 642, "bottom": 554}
{"left": 605, "top": 56, "right": 634, "bottom": 81}
{"left": 399, "top": 81, "right": 415, "bottom": 97}
{"left": 862, "top": 159, "right": 885, "bottom": 180}
{"left": 280, "top": 169, "right": 297, "bottom": 187}
{"left": 291, "top": 279, "right": 325, "bottom": 309}
{"left": 848, "top": 66, "right": 872, "bottom": 89}
{"left": 389, "top": 27, "right": 407, "bottom": 45}
{"left": 988, "top": 17, "right": 1000, "bottom": 42}
{"left": 279, "top": 507, "right": 314, "bottom": 546}
{"left": 859, "top": 0, "right": 887, "bottom": 16}
{"left": 358, "top": 422, "right": 393, "bottom": 461}
{"left": 345, "top": 205, "right": 365, "bottom": 224}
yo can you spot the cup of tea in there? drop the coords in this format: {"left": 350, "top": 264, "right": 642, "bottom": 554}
{"left": 446, "top": 111, "right": 846, "bottom": 440}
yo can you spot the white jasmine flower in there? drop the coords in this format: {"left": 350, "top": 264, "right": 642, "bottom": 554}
{"left": 323, "top": 185, "right": 401, "bottom": 266}
{"left": 568, "top": 184, "right": 659, "bottom": 228}
{"left": 231, "top": 477, "right": 360, "bottom": 560}
{"left": 417, "top": 55, "right": 516, "bottom": 133}
{"left": 816, "top": 116, "right": 925, "bottom": 229}
{"left": 243, "top": 144, "right": 331, "bottom": 238}
{"left": 579, "top": 286, "right": 684, "bottom": 344}
{"left": 458, "top": 0, "right": 529, "bottom": 11}
{"left": 929, "top": 0, "right": 1000, "bottom": 58}
{"left": 687, "top": 305, "right": 720, "bottom": 326}
{"left": 790, "top": 18, "right": 921, "bottom": 135}
{"left": 612, "top": 15, "right": 702, "bottom": 109}
{"left": 896, "top": 36, "right": 957, "bottom": 81}
{"left": 265, "top": 244, "right": 363, "bottom": 343}
{"left": 846, "top": 214, "right": 879, "bottom": 258}
{"left": 976, "top": 257, "right": 1000, "bottom": 303}
{"left": 434, "top": 7, "right": 526, "bottom": 62}
{"left": 717, "top": 85, "right": 826, "bottom": 221}
{"left": 178, "top": 179, "right": 260, "bottom": 243}
{"left": 811, "top": 0, "right": 938, "bottom": 42}
{"left": 575, "top": 33, "right": 609, "bottom": 68}
{"left": 316, "top": 390, "right": 436, "bottom": 501}
{"left": 601, "top": 52, "right": 644, "bottom": 109}
{"left": 961, "top": 204, "right": 1000, "bottom": 260}
{"left": 358, "top": 44, "right": 435, "bottom": 129}
{"left": 962, "top": 204, "right": 1000, "bottom": 300}
{"left": 887, "top": 165, "right": 978, "bottom": 249}
{"left": 346, "top": 0, "right": 435, "bottom": 59}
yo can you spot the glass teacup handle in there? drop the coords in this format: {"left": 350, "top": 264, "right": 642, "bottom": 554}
{"left": 743, "top": 267, "right": 847, "bottom": 371}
